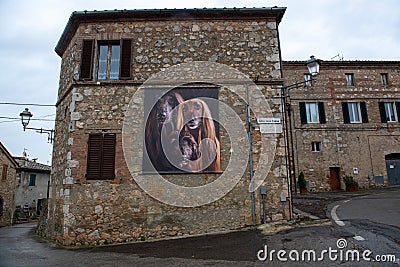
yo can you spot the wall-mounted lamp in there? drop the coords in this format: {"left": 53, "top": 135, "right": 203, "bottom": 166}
{"left": 19, "top": 108, "right": 55, "bottom": 143}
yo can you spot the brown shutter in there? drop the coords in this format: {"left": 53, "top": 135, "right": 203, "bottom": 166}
{"left": 2, "top": 164, "right": 8, "bottom": 180}
{"left": 80, "top": 39, "right": 94, "bottom": 80}
{"left": 101, "top": 134, "right": 116, "bottom": 179}
{"left": 299, "top": 102, "right": 307, "bottom": 124}
{"left": 86, "top": 134, "right": 102, "bottom": 179}
{"left": 119, "top": 39, "right": 132, "bottom": 79}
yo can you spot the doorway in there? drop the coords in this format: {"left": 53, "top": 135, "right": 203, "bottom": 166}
{"left": 329, "top": 167, "right": 341, "bottom": 190}
{"left": 386, "top": 153, "right": 400, "bottom": 185}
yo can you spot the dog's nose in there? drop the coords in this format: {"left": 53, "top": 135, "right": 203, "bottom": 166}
{"left": 161, "top": 112, "right": 167, "bottom": 119}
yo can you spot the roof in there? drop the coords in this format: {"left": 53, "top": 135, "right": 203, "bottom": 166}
{"left": 0, "top": 142, "right": 18, "bottom": 168}
{"left": 14, "top": 157, "right": 51, "bottom": 173}
{"left": 55, "top": 7, "right": 286, "bottom": 57}
{"left": 283, "top": 60, "right": 400, "bottom": 67}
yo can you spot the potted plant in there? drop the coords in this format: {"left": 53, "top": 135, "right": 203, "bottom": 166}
{"left": 343, "top": 175, "right": 359, "bottom": 192}
{"left": 298, "top": 171, "right": 307, "bottom": 194}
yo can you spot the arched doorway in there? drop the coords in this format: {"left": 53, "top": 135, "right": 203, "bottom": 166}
{"left": 385, "top": 153, "right": 400, "bottom": 185}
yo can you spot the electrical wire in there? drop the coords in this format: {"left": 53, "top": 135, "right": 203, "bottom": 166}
{"left": 0, "top": 102, "right": 55, "bottom": 107}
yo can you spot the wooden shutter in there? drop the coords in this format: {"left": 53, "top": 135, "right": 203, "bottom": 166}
{"left": 396, "top": 102, "right": 400, "bottom": 122}
{"left": 2, "top": 164, "right": 8, "bottom": 180}
{"left": 101, "top": 134, "right": 116, "bottom": 179}
{"left": 86, "top": 134, "right": 102, "bottom": 179}
{"left": 80, "top": 39, "right": 94, "bottom": 80}
{"left": 379, "top": 102, "right": 387, "bottom": 123}
{"left": 342, "top": 102, "right": 350, "bottom": 123}
{"left": 360, "top": 102, "right": 369, "bottom": 123}
{"left": 299, "top": 102, "right": 307, "bottom": 124}
{"left": 318, "top": 102, "right": 326, "bottom": 124}
{"left": 119, "top": 39, "right": 132, "bottom": 79}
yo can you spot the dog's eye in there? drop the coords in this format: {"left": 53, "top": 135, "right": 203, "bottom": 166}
{"left": 194, "top": 103, "right": 201, "bottom": 110}
{"left": 182, "top": 105, "right": 188, "bottom": 112}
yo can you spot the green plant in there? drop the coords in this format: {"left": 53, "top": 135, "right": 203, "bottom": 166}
{"left": 298, "top": 172, "right": 307, "bottom": 189}
{"left": 342, "top": 175, "right": 358, "bottom": 186}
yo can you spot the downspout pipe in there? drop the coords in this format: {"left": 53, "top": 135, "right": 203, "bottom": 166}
{"left": 246, "top": 85, "right": 256, "bottom": 226}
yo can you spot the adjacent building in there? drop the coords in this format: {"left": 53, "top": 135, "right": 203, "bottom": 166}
{"left": 282, "top": 60, "right": 400, "bottom": 191}
{"left": 46, "top": 7, "right": 291, "bottom": 245}
{"left": 0, "top": 142, "right": 18, "bottom": 226}
{"left": 14, "top": 157, "right": 51, "bottom": 215}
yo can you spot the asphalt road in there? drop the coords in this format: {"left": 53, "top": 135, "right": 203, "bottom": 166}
{"left": 328, "top": 188, "right": 400, "bottom": 266}
{"left": 0, "top": 187, "right": 399, "bottom": 266}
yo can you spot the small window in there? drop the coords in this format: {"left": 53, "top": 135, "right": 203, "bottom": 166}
{"left": 86, "top": 133, "right": 116, "bottom": 180}
{"left": 304, "top": 74, "right": 312, "bottom": 87}
{"left": 381, "top": 73, "right": 389, "bottom": 86}
{"left": 345, "top": 73, "right": 355, "bottom": 86}
{"left": 311, "top": 142, "right": 322, "bottom": 152}
{"left": 1, "top": 164, "right": 8, "bottom": 180}
{"left": 342, "top": 102, "right": 368, "bottom": 123}
{"left": 379, "top": 102, "right": 399, "bottom": 122}
{"left": 29, "top": 174, "right": 36, "bottom": 186}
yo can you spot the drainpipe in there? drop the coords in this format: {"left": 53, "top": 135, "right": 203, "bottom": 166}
{"left": 246, "top": 85, "right": 256, "bottom": 226}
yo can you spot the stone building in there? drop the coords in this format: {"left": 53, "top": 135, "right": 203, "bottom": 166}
{"left": 46, "top": 7, "right": 292, "bottom": 245}
{"left": 0, "top": 142, "right": 18, "bottom": 226}
{"left": 14, "top": 157, "right": 51, "bottom": 215}
{"left": 282, "top": 60, "right": 400, "bottom": 191}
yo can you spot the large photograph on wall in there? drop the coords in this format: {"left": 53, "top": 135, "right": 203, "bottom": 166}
{"left": 143, "top": 87, "right": 220, "bottom": 174}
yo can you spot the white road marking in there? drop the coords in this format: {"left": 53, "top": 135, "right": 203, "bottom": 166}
{"left": 343, "top": 200, "right": 351, "bottom": 203}
{"left": 353, "top": 235, "right": 365, "bottom": 241}
{"left": 331, "top": 205, "right": 345, "bottom": 226}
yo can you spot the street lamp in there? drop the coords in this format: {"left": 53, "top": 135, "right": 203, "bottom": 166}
{"left": 280, "top": 56, "right": 321, "bottom": 198}
{"left": 19, "top": 108, "right": 55, "bottom": 143}
{"left": 20, "top": 108, "right": 32, "bottom": 131}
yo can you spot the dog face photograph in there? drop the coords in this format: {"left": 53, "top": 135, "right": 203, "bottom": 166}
{"left": 143, "top": 87, "right": 220, "bottom": 174}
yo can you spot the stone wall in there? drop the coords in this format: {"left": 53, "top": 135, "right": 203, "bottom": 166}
{"left": 46, "top": 11, "right": 290, "bottom": 245}
{"left": 0, "top": 147, "right": 17, "bottom": 227}
{"left": 283, "top": 61, "right": 400, "bottom": 190}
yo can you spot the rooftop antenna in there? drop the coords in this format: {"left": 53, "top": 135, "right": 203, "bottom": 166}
{"left": 331, "top": 54, "right": 344, "bottom": 61}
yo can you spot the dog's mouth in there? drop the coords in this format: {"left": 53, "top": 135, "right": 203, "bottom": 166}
{"left": 187, "top": 118, "right": 201, "bottom": 129}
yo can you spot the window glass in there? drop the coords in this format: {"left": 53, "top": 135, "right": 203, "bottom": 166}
{"left": 306, "top": 103, "right": 319, "bottom": 123}
{"left": 345, "top": 73, "right": 354, "bottom": 86}
{"left": 348, "top": 102, "right": 361, "bottom": 123}
{"left": 97, "top": 45, "right": 108, "bottom": 80}
{"left": 384, "top": 102, "right": 397, "bottom": 122}
{"left": 110, "top": 45, "right": 120, "bottom": 80}
{"left": 311, "top": 142, "right": 321, "bottom": 152}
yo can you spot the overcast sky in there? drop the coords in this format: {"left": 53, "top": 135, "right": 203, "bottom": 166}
{"left": 0, "top": 0, "right": 399, "bottom": 164}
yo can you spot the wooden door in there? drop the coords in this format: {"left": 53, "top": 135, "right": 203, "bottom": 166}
{"left": 329, "top": 167, "right": 341, "bottom": 190}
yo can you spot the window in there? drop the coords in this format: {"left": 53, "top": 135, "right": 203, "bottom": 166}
{"left": 1, "top": 164, "right": 8, "bottom": 180}
{"left": 345, "top": 73, "right": 355, "bottom": 86}
{"left": 379, "top": 102, "right": 399, "bottom": 122}
{"left": 98, "top": 43, "right": 120, "bottom": 80}
{"left": 304, "top": 74, "right": 312, "bottom": 87}
{"left": 299, "top": 102, "right": 326, "bottom": 124}
{"left": 29, "top": 174, "right": 36, "bottom": 186}
{"left": 342, "top": 102, "right": 368, "bottom": 123}
{"left": 311, "top": 142, "right": 322, "bottom": 152}
{"left": 79, "top": 39, "right": 132, "bottom": 81}
{"left": 86, "top": 133, "right": 116, "bottom": 180}
{"left": 381, "top": 73, "right": 389, "bottom": 86}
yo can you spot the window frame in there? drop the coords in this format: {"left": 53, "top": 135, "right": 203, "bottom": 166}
{"left": 304, "top": 73, "right": 312, "bottom": 87}
{"left": 311, "top": 141, "right": 322, "bottom": 152}
{"left": 381, "top": 73, "right": 389, "bottom": 86}
{"left": 299, "top": 102, "right": 326, "bottom": 124}
{"left": 97, "top": 41, "right": 121, "bottom": 81}
{"left": 306, "top": 103, "right": 319, "bottom": 123}
{"left": 345, "top": 73, "right": 355, "bottom": 87}
{"left": 342, "top": 102, "right": 368, "bottom": 124}
{"left": 29, "top": 174, "right": 36, "bottom": 186}
{"left": 379, "top": 102, "right": 399, "bottom": 123}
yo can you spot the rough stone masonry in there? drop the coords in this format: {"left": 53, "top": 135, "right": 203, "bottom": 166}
{"left": 44, "top": 7, "right": 291, "bottom": 246}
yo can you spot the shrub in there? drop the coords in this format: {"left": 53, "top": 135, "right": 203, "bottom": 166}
{"left": 298, "top": 172, "right": 307, "bottom": 189}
